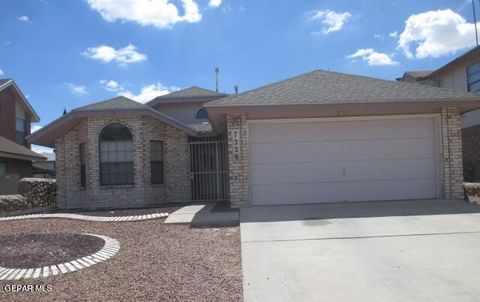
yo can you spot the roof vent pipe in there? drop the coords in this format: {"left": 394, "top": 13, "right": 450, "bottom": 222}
{"left": 215, "top": 67, "right": 219, "bottom": 92}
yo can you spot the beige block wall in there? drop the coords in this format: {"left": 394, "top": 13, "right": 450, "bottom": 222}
{"left": 227, "top": 108, "right": 465, "bottom": 207}
{"left": 55, "top": 114, "right": 190, "bottom": 209}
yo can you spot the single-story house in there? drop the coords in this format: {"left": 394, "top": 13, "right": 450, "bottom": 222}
{"left": 29, "top": 70, "right": 480, "bottom": 209}
{"left": 33, "top": 152, "right": 56, "bottom": 178}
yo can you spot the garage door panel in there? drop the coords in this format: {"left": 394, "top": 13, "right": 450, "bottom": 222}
{"left": 249, "top": 117, "right": 438, "bottom": 205}
{"left": 250, "top": 141, "right": 345, "bottom": 164}
{"left": 251, "top": 158, "right": 436, "bottom": 185}
{"left": 251, "top": 138, "right": 435, "bottom": 164}
{"left": 249, "top": 119, "right": 434, "bottom": 144}
{"left": 343, "top": 138, "right": 435, "bottom": 160}
{"left": 252, "top": 178, "right": 437, "bottom": 205}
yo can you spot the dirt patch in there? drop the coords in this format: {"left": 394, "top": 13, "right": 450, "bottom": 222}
{"left": 0, "top": 217, "right": 242, "bottom": 301}
{"left": 0, "top": 233, "right": 104, "bottom": 268}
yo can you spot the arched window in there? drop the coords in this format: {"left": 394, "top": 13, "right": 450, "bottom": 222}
{"left": 99, "top": 123, "right": 134, "bottom": 186}
{"left": 196, "top": 108, "right": 208, "bottom": 120}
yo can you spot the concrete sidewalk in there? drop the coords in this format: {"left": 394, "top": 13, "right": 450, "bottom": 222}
{"left": 240, "top": 200, "right": 480, "bottom": 302}
{"left": 165, "top": 203, "right": 239, "bottom": 227}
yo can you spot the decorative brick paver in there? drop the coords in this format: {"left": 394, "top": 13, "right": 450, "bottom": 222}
{"left": 0, "top": 234, "right": 120, "bottom": 281}
{"left": 0, "top": 212, "right": 168, "bottom": 222}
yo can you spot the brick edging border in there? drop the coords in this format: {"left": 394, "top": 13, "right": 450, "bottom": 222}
{"left": 0, "top": 234, "right": 120, "bottom": 281}
{"left": 0, "top": 212, "right": 168, "bottom": 222}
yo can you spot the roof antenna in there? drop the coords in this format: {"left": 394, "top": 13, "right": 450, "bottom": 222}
{"left": 473, "top": 0, "right": 479, "bottom": 46}
{"left": 234, "top": 84, "right": 239, "bottom": 94}
{"left": 215, "top": 67, "right": 219, "bottom": 92}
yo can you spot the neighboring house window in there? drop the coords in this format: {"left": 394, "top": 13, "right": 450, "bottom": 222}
{"left": 196, "top": 108, "right": 208, "bottom": 119}
{"left": 99, "top": 123, "right": 134, "bottom": 186}
{"left": 16, "top": 118, "right": 26, "bottom": 145}
{"left": 0, "top": 162, "right": 5, "bottom": 176}
{"left": 467, "top": 62, "right": 480, "bottom": 92}
{"left": 80, "top": 143, "right": 86, "bottom": 187}
{"left": 150, "top": 141, "right": 164, "bottom": 184}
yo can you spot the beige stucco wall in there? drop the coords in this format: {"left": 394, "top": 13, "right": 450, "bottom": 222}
{"left": 153, "top": 102, "right": 206, "bottom": 124}
{"left": 437, "top": 67, "right": 468, "bottom": 91}
{"left": 55, "top": 114, "right": 190, "bottom": 209}
{"left": 227, "top": 108, "right": 464, "bottom": 207}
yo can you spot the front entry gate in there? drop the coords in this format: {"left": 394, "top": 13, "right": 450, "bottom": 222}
{"left": 189, "top": 136, "right": 229, "bottom": 202}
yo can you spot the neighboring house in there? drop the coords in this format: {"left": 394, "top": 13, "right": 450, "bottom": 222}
{"left": 0, "top": 79, "right": 45, "bottom": 194}
{"left": 398, "top": 46, "right": 480, "bottom": 181}
{"left": 29, "top": 70, "right": 480, "bottom": 209}
{"left": 33, "top": 152, "right": 56, "bottom": 178}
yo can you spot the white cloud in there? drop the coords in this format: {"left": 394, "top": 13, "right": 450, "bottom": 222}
{"left": 119, "top": 83, "right": 175, "bottom": 103}
{"left": 67, "top": 83, "right": 89, "bottom": 96}
{"left": 347, "top": 48, "right": 399, "bottom": 66}
{"left": 209, "top": 0, "right": 222, "bottom": 8}
{"left": 0, "top": 68, "right": 3, "bottom": 76}
{"left": 32, "top": 145, "right": 54, "bottom": 154}
{"left": 308, "top": 9, "right": 351, "bottom": 34}
{"left": 99, "top": 79, "right": 121, "bottom": 91}
{"left": 82, "top": 44, "right": 147, "bottom": 65}
{"left": 31, "top": 125, "right": 43, "bottom": 133}
{"left": 17, "top": 16, "right": 30, "bottom": 22}
{"left": 389, "top": 31, "right": 398, "bottom": 38}
{"left": 87, "top": 0, "right": 201, "bottom": 29}
{"left": 398, "top": 9, "right": 477, "bottom": 59}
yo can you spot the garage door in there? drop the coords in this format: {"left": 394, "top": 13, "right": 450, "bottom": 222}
{"left": 249, "top": 116, "right": 439, "bottom": 205}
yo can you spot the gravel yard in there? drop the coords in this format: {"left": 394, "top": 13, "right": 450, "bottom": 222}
{"left": 0, "top": 207, "right": 242, "bottom": 302}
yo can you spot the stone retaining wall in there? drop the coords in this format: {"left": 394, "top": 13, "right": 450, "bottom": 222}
{"left": 0, "top": 178, "right": 56, "bottom": 213}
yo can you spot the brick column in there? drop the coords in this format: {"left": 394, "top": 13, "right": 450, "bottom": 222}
{"left": 441, "top": 107, "right": 464, "bottom": 199}
{"left": 227, "top": 114, "right": 249, "bottom": 208}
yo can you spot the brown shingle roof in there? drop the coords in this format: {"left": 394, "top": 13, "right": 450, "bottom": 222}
{"left": 0, "top": 136, "right": 46, "bottom": 161}
{"left": 206, "top": 69, "right": 480, "bottom": 107}
{"left": 147, "top": 86, "right": 227, "bottom": 106}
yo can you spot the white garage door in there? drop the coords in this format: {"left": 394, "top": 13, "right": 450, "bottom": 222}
{"left": 249, "top": 116, "right": 439, "bottom": 205}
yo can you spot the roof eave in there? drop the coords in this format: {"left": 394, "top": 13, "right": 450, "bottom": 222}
{"left": 1, "top": 80, "right": 41, "bottom": 122}
{"left": 28, "top": 108, "right": 200, "bottom": 147}
{"left": 0, "top": 151, "right": 46, "bottom": 161}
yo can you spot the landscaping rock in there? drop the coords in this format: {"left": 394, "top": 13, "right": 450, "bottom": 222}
{"left": 0, "top": 195, "right": 29, "bottom": 213}
{"left": 464, "top": 182, "right": 480, "bottom": 204}
{"left": 18, "top": 178, "right": 56, "bottom": 208}
{"left": 0, "top": 178, "right": 57, "bottom": 214}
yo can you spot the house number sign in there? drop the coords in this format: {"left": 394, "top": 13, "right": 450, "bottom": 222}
{"left": 232, "top": 129, "right": 241, "bottom": 162}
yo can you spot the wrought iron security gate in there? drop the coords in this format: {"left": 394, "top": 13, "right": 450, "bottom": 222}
{"left": 189, "top": 136, "right": 229, "bottom": 202}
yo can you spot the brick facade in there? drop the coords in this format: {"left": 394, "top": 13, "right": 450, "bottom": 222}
{"left": 55, "top": 114, "right": 190, "bottom": 209}
{"left": 462, "top": 124, "right": 480, "bottom": 182}
{"left": 226, "top": 114, "right": 248, "bottom": 208}
{"left": 0, "top": 86, "right": 32, "bottom": 147}
{"left": 441, "top": 107, "right": 464, "bottom": 199}
{"left": 0, "top": 87, "right": 17, "bottom": 143}
{"left": 227, "top": 108, "right": 466, "bottom": 207}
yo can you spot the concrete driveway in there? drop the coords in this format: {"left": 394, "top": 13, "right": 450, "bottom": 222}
{"left": 240, "top": 199, "right": 480, "bottom": 302}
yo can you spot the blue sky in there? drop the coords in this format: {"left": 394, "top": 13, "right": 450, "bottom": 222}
{"left": 0, "top": 0, "right": 478, "bottom": 153}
